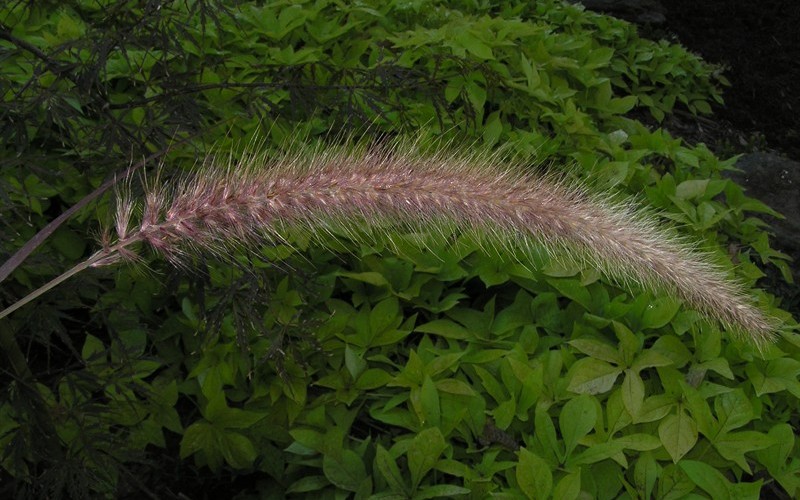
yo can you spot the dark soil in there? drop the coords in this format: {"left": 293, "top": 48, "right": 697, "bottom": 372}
{"left": 660, "top": 0, "right": 800, "bottom": 160}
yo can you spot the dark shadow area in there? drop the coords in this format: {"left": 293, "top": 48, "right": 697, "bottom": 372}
{"left": 662, "top": 0, "right": 800, "bottom": 160}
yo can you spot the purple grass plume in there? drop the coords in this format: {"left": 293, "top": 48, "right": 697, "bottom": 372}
{"left": 0, "top": 139, "right": 779, "bottom": 347}
{"left": 105, "top": 140, "right": 777, "bottom": 347}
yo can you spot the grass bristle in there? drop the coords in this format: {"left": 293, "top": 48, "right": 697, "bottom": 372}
{"left": 106, "top": 138, "right": 779, "bottom": 348}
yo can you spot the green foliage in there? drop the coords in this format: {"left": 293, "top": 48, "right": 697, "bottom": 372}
{"left": 0, "top": 0, "right": 797, "bottom": 498}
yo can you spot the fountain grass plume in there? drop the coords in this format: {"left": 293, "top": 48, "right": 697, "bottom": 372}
{"left": 0, "top": 137, "right": 779, "bottom": 347}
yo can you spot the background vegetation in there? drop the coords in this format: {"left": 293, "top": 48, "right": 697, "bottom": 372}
{"left": 0, "top": 0, "right": 797, "bottom": 498}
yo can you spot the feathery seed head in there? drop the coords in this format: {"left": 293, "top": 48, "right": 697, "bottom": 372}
{"left": 103, "top": 138, "right": 780, "bottom": 347}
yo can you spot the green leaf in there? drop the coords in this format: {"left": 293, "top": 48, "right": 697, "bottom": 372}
{"left": 713, "top": 431, "right": 774, "bottom": 473}
{"left": 445, "top": 76, "right": 464, "bottom": 103}
{"left": 640, "top": 297, "right": 681, "bottom": 329}
{"left": 566, "top": 358, "right": 622, "bottom": 395}
{"left": 586, "top": 47, "right": 615, "bottom": 67}
{"left": 323, "top": 449, "right": 367, "bottom": 492}
{"left": 622, "top": 370, "right": 645, "bottom": 420}
{"left": 476, "top": 258, "right": 509, "bottom": 287}
{"left": 681, "top": 384, "right": 715, "bottom": 437}
{"left": 754, "top": 424, "right": 795, "bottom": 472}
{"left": 570, "top": 441, "right": 625, "bottom": 466}
{"left": 286, "top": 475, "right": 330, "bottom": 494}
{"left": 397, "top": 350, "right": 425, "bottom": 387}
{"left": 516, "top": 447, "right": 553, "bottom": 499}
{"left": 607, "top": 95, "right": 638, "bottom": 114}
{"left": 218, "top": 430, "right": 257, "bottom": 469}
{"left": 414, "top": 484, "right": 472, "bottom": 499}
{"left": 288, "top": 428, "right": 323, "bottom": 455}
{"left": 747, "top": 358, "right": 800, "bottom": 397}
{"left": 508, "top": 357, "right": 543, "bottom": 415}
{"left": 633, "top": 452, "right": 659, "bottom": 499}
{"left": 416, "top": 319, "right": 471, "bottom": 340}
{"left": 465, "top": 79, "right": 487, "bottom": 111}
{"left": 370, "top": 493, "right": 408, "bottom": 500}
{"left": 375, "top": 445, "right": 409, "bottom": 495}
{"left": 614, "top": 433, "right": 661, "bottom": 451}
{"left": 713, "top": 390, "right": 753, "bottom": 434}
{"left": 81, "top": 334, "right": 105, "bottom": 362}
{"left": 425, "top": 352, "right": 464, "bottom": 378}
{"left": 436, "top": 378, "right": 476, "bottom": 396}
{"left": 676, "top": 179, "right": 709, "bottom": 199}
{"left": 345, "top": 345, "right": 368, "bottom": 379}
{"left": 552, "top": 469, "right": 581, "bottom": 500}
{"left": 608, "top": 324, "right": 635, "bottom": 365}
{"left": 371, "top": 296, "right": 401, "bottom": 335}
{"left": 559, "top": 395, "right": 596, "bottom": 459}
{"left": 129, "top": 360, "right": 161, "bottom": 380}
{"left": 674, "top": 149, "right": 701, "bottom": 169}
{"left": 52, "top": 227, "right": 86, "bottom": 259}
{"left": 180, "top": 421, "right": 223, "bottom": 471}
{"left": 639, "top": 395, "right": 675, "bottom": 423}
{"left": 455, "top": 32, "right": 494, "bottom": 60}
{"left": 205, "top": 393, "right": 265, "bottom": 429}
{"left": 56, "top": 10, "right": 86, "bottom": 39}
{"left": 568, "top": 338, "right": 622, "bottom": 365}
{"left": 631, "top": 349, "right": 673, "bottom": 373}
{"left": 651, "top": 335, "right": 692, "bottom": 368}
{"left": 356, "top": 368, "right": 393, "bottom": 390}
{"left": 472, "top": 364, "right": 507, "bottom": 404}
{"left": 656, "top": 463, "right": 695, "bottom": 499}
{"left": 692, "top": 100, "right": 712, "bottom": 115}
{"left": 483, "top": 111, "right": 503, "bottom": 146}
{"left": 535, "top": 403, "right": 562, "bottom": 463}
{"left": 434, "top": 459, "right": 473, "bottom": 479}
{"left": 492, "top": 397, "right": 516, "bottom": 430}
{"left": 419, "top": 375, "right": 441, "bottom": 427}
{"left": 408, "top": 427, "right": 446, "bottom": 490}
{"left": 679, "top": 460, "right": 732, "bottom": 500}
{"left": 729, "top": 481, "right": 764, "bottom": 500}
{"left": 520, "top": 53, "right": 541, "bottom": 89}
{"left": 337, "top": 271, "right": 390, "bottom": 287}
{"left": 546, "top": 277, "right": 593, "bottom": 310}
{"left": 658, "top": 411, "right": 698, "bottom": 463}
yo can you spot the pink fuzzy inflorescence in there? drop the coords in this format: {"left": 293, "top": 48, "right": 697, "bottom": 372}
{"left": 107, "top": 143, "right": 777, "bottom": 347}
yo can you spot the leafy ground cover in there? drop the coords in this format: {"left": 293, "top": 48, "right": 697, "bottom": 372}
{"left": 0, "top": 0, "right": 798, "bottom": 498}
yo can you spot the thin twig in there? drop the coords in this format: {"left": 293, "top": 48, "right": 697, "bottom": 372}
{"left": 0, "top": 249, "right": 114, "bottom": 320}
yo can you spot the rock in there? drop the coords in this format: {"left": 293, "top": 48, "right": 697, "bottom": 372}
{"left": 729, "top": 152, "right": 800, "bottom": 251}
{"left": 570, "top": 0, "right": 667, "bottom": 24}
